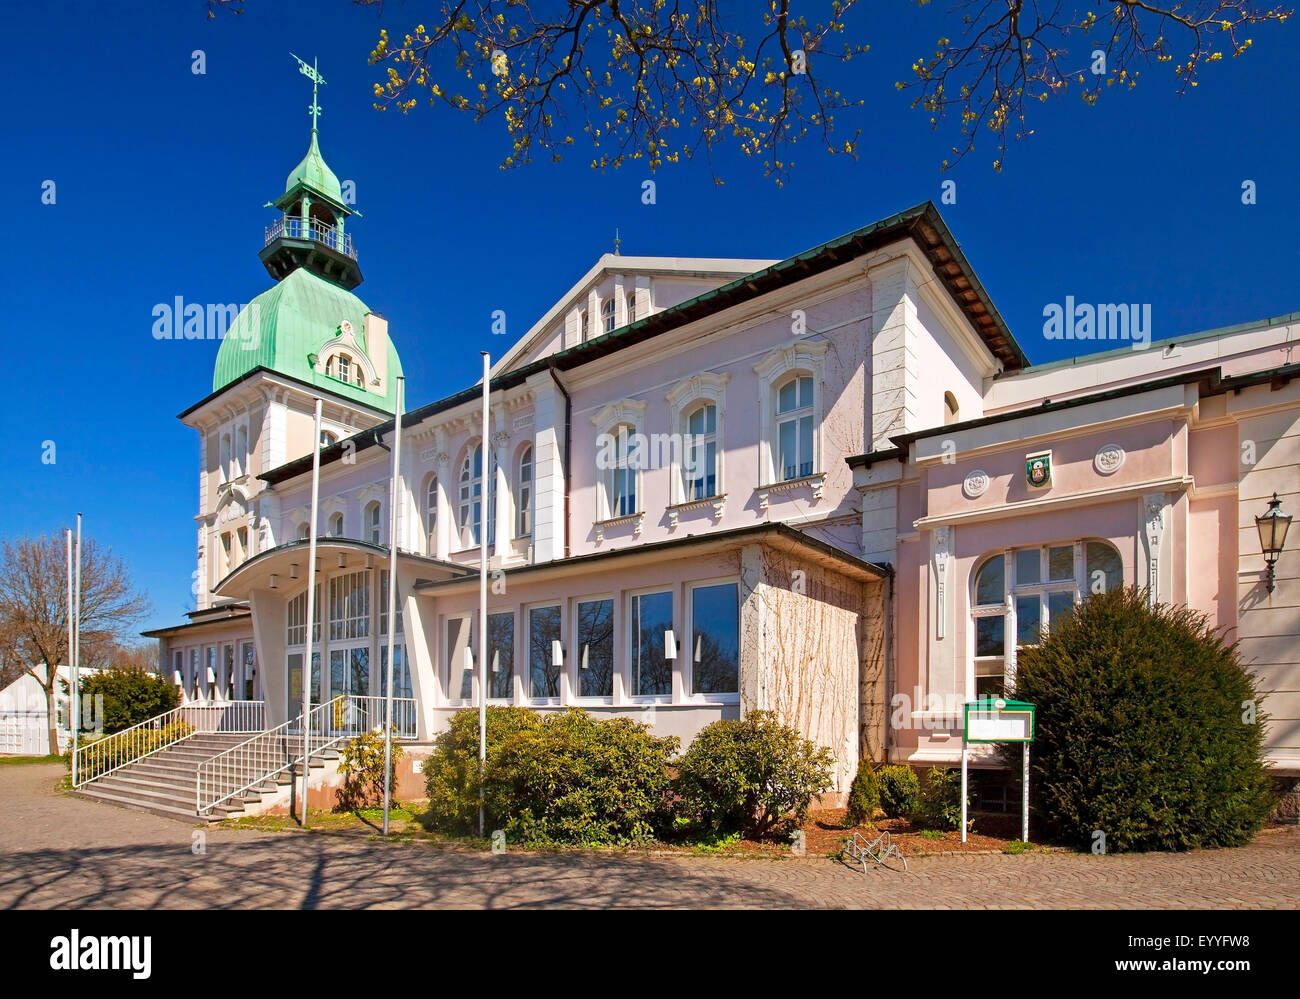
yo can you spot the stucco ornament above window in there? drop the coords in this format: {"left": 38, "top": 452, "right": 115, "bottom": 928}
{"left": 963, "top": 469, "right": 991, "bottom": 499}
{"left": 1094, "top": 444, "right": 1126, "bottom": 475}
{"left": 316, "top": 318, "right": 379, "bottom": 389}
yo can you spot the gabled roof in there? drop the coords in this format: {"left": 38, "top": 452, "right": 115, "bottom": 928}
{"left": 262, "top": 202, "right": 1024, "bottom": 486}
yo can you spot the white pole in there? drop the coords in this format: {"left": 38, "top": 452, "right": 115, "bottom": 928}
{"left": 478, "top": 352, "right": 490, "bottom": 837}
{"left": 65, "top": 529, "right": 74, "bottom": 776}
{"left": 73, "top": 515, "right": 82, "bottom": 765}
{"left": 302, "top": 398, "right": 323, "bottom": 827}
{"left": 1022, "top": 743, "right": 1030, "bottom": 843}
{"left": 960, "top": 743, "right": 968, "bottom": 844}
{"left": 383, "top": 377, "right": 404, "bottom": 837}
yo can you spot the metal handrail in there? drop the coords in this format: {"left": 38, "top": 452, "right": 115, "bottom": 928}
{"left": 264, "top": 215, "right": 356, "bottom": 259}
{"left": 195, "top": 695, "right": 416, "bottom": 815}
{"left": 72, "top": 700, "right": 265, "bottom": 787}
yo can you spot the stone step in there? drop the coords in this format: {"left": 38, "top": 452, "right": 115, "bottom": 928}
{"left": 71, "top": 785, "right": 241, "bottom": 823}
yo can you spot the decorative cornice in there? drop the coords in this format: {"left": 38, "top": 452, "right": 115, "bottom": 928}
{"left": 591, "top": 398, "right": 648, "bottom": 429}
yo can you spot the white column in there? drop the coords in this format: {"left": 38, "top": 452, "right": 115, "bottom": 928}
{"left": 492, "top": 425, "right": 511, "bottom": 560}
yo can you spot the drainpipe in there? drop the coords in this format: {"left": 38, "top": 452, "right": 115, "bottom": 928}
{"left": 545, "top": 358, "right": 572, "bottom": 559}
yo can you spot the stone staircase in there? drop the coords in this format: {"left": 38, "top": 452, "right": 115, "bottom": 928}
{"left": 71, "top": 732, "right": 339, "bottom": 823}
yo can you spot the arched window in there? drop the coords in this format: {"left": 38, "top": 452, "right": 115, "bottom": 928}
{"left": 458, "top": 444, "right": 496, "bottom": 547}
{"left": 296, "top": 522, "right": 310, "bottom": 540}
{"left": 971, "top": 539, "right": 1125, "bottom": 698}
{"left": 685, "top": 403, "right": 718, "bottom": 500}
{"left": 425, "top": 474, "right": 438, "bottom": 549}
{"left": 944, "top": 392, "right": 960, "bottom": 426}
{"left": 234, "top": 425, "right": 248, "bottom": 477}
{"left": 775, "top": 375, "right": 814, "bottom": 481}
{"left": 365, "top": 501, "right": 382, "bottom": 544}
{"left": 517, "top": 445, "right": 533, "bottom": 537}
{"left": 320, "top": 430, "right": 338, "bottom": 448}
{"left": 626, "top": 291, "right": 637, "bottom": 323}
{"left": 602, "top": 297, "right": 616, "bottom": 333}
{"left": 605, "top": 424, "right": 638, "bottom": 517}
{"left": 328, "top": 512, "right": 344, "bottom": 538}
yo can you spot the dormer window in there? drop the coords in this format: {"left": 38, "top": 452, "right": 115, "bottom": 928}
{"left": 337, "top": 355, "right": 351, "bottom": 383}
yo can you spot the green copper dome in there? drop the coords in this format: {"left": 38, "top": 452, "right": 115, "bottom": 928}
{"left": 285, "top": 132, "right": 343, "bottom": 205}
{"left": 213, "top": 268, "right": 402, "bottom": 413}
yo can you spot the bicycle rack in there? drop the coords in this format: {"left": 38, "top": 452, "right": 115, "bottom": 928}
{"left": 842, "top": 829, "right": 908, "bottom": 873}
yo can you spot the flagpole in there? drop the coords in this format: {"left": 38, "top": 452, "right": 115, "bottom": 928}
{"left": 478, "top": 352, "right": 489, "bottom": 838}
{"left": 66, "top": 529, "right": 74, "bottom": 775}
{"left": 302, "top": 398, "right": 323, "bottom": 827}
{"left": 73, "top": 514, "right": 82, "bottom": 763}
{"left": 382, "top": 377, "right": 404, "bottom": 837}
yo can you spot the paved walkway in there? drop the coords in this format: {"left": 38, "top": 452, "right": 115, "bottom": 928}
{"left": 2, "top": 764, "right": 1298, "bottom": 909}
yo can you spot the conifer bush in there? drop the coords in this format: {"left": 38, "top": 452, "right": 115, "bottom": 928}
{"left": 845, "top": 758, "right": 881, "bottom": 826}
{"left": 1009, "top": 587, "right": 1275, "bottom": 852}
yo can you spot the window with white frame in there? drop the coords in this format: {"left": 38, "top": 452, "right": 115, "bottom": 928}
{"left": 458, "top": 444, "right": 496, "bottom": 548}
{"left": 296, "top": 522, "right": 310, "bottom": 541}
{"left": 528, "top": 604, "right": 562, "bottom": 699}
{"left": 365, "top": 501, "right": 382, "bottom": 544}
{"left": 689, "top": 581, "right": 739, "bottom": 695}
{"left": 776, "top": 375, "right": 815, "bottom": 481}
{"left": 378, "top": 570, "right": 404, "bottom": 637}
{"left": 286, "top": 585, "right": 321, "bottom": 646}
{"left": 219, "top": 433, "right": 231, "bottom": 482}
{"left": 487, "top": 611, "right": 514, "bottom": 699}
{"left": 234, "top": 425, "right": 248, "bottom": 477}
{"left": 602, "top": 297, "right": 616, "bottom": 333}
{"left": 337, "top": 354, "right": 351, "bottom": 384}
{"left": 328, "top": 571, "right": 370, "bottom": 641}
{"left": 685, "top": 404, "right": 718, "bottom": 500}
{"left": 425, "top": 474, "right": 438, "bottom": 549}
{"left": 446, "top": 615, "right": 473, "bottom": 702}
{"left": 576, "top": 597, "right": 614, "bottom": 698}
{"left": 971, "top": 540, "right": 1124, "bottom": 698}
{"left": 626, "top": 291, "right": 637, "bottom": 322}
{"left": 630, "top": 589, "right": 673, "bottom": 697}
{"left": 605, "top": 425, "right": 638, "bottom": 518}
{"left": 516, "top": 445, "right": 533, "bottom": 537}
{"left": 327, "top": 512, "right": 344, "bottom": 538}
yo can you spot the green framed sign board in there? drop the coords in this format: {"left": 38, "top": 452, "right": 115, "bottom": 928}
{"left": 964, "top": 698, "right": 1035, "bottom": 743}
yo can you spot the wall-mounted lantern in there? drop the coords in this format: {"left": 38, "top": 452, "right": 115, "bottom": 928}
{"left": 1255, "top": 492, "right": 1291, "bottom": 594}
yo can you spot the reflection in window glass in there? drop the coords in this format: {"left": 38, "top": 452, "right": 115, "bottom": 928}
{"left": 975, "top": 660, "right": 1003, "bottom": 699}
{"left": 1086, "top": 541, "right": 1124, "bottom": 596}
{"left": 1015, "top": 595, "right": 1041, "bottom": 647}
{"left": 632, "top": 591, "right": 673, "bottom": 696}
{"left": 379, "top": 645, "right": 411, "bottom": 699}
{"left": 487, "top": 612, "right": 514, "bottom": 699}
{"left": 976, "top": 616, "right": 1004, "bottom": 657}
{"left": 1015, "top": 549, "right": 1040, "bottom": 585}
{"left": 447, "top": 617, "right": 472, "bottom": 701}
{"left": 529, "top": 605, "right": 562, "bottom": 698}
{"left": 975, "top": 556, "right": 1004, "bottom": 605}
{"left": 691, "top": 583, "right": 739, "bottom": 694}
{"left": 577, "top": 599, "right": 614, "bottom": 697}
{"left": 1048, "top": 545, "right": 1074, "bottom": 581}
{"left": 1047, "top": 592, "right": 1074, "bottom": 631}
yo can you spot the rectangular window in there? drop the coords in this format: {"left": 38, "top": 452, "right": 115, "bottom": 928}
{"left": 328, "top": 571, "right": 370, "bottom": 640}
{"left": 631, "top": 590, "right": 673, "bottom": 697}
{"left": 576, "top": 598, "right": 614, "bottom": 698}
{"left": 379, "top": 645, "right": 412, "bottom": 700}
{"left": 1015, "top": 595, "right": 1041, "bottom": 647}
{"left": 446, "top": 616, "right": 472, "bottom": 702}
{"left": 286, "top": 651, "right": 321, "bottom": 705}
{"left": 1048, "top": 545, "right": 1074, "bottom": 581}
{"left": 222, "top": 644, "right": 234, "bottom": 698}
{"left": 1047, "top": 591, "right": 1074, "bottom": 631}
{"left": 379, "top": 570, "right": 404, "bottom": 636}
{"left": 690, "top": 583, "right": 739, "bottom": 695}
{"left": 1015, "top": 548, "right": 1040, "bottom": 586}
{"left": 487, "top": 612, "right": 515, "bottom": 699}
{"left": 241, "top": 641, "right": 256, "bottom": 700}
{"left": 528, "top": 605, "right": 562, "bottom": 699}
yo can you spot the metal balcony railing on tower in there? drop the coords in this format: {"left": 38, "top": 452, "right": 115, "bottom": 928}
{"left": 264, "top": 215, "right": 356, "bottom": 260}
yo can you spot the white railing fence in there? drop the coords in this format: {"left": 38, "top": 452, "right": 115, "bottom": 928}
{"left": 73, "top": 701, "right": 265, "bottom": 787}
{"left": 196, "top": 695, "right": 416, "bottom": 816}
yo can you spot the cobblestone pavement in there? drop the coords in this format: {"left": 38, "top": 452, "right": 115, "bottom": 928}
{"left": 2, "top": 764, "right": 1298, "bottom": 909}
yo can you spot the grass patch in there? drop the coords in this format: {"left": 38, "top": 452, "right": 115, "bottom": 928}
{"left": 919, "top": 829, "right": 945, "bottom": 841}
{"left": 0, "top": 755, "right": 63, "bottom": 766}
{"left": 1002, "top": 840, "right": 1034, "bottom": 855}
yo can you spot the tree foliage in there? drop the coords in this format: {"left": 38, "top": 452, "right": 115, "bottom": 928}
{"left": 211, "top": 0, "right": 1291, "bottom": 178}
{"left": 73, "top": 668, "right": 180, "bottom": 735}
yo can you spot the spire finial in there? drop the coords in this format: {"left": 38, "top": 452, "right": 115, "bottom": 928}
{"left": 614, "top": 227, "right": 621, "bottom": 255}
{"left": 290, "top": 53, "right": 327, "bottom": 135}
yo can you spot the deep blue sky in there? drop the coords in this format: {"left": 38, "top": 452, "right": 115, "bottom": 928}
{"left": 2, "top": 0, "right": 1296, "bottom": 634}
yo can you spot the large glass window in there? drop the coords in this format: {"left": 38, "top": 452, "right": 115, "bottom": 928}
{"left": 328, "top": 646, "right": 370, "bottom": 699}
{"left": 446, "top": 616, "right": 473, "bottom": 702}
{"left": 971, "top": 540, "right": 1123, "bottom": 699}
{"left": 379, "top": 645, "right": 411, "bottom": 700}
{"left": 458, "top": 445, "right": 496, "bottom": 547}
{"left": 328, "top": 572, "right": 370, "bottom": 641}
{"left": 776, "top": 375, "right": 814, "bottom": 481}
{"left": 487, "top": 612, "right": 515, "bottom": 699}
{"left": 366, "top": 501, "right": 382, "bottom": 544}
{"left": 241, "top": 641, "right": 256, "bottom": 700}
{"left": 685, "top": 404, "right": 718, "bottom": 501}
{"left": 631, "top": 590, "right": 673, "bottom": 697}
{"left": 286, "top": 585, "right": 321, "bottom": 646}
{"left": 287, "top": 651, "right": 321, "bottom": 705}
{"left": 528, "top": 605, "right": 562, "bottom": 699}
{"left": 378, "top": 570, "right": 403, "bottom": 636}
{"left": 576, "top": 598, "right": 614, "bottom": 698}
{"left": 425, "top": 475, "right": 438, "bottom": 548}
{"left": 690, "top": 582, "right": 739, "bottom": 695}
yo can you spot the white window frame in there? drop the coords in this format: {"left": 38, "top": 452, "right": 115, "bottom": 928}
{"left": 665, "top": 372, "right": 729, "bottom": 511}
{"left": 684, "top": 576, "right": 741, "bottom": 704}
{"left": 626, "top": 585, "right": 675, "bottom": 703}
{"left": 590, "top": 399, "right": 648, "bottom": 526}
{"left": 365, "top": 500, "right": 382, "bottom": 544}
{"left": 571, "top": 592, "right": 616, "bottom": 704}
{"left": 525, "top": 600, "right": 564, "bottom": 704}
{"left": 444, "top": 613, "right": 474, "bottom": 706}
{"left": 516, "top": 444, "right": 533, "bottom": 538}
{"left": 753, "top": 340, "right": 828, "bottom": 489}
{"left": 457, "top": 442, "right": 495, "bottom": 549}
{"left": 424, "top": 474, "right": 438, "bottom": 550}
{"left": 485, "top": 609, "right": 516, "bottom": 704}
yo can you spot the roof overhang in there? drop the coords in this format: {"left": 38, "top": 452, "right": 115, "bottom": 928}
{"left": 414, "top": 523, "right": 889, "bottom": 597}
{"left": 212, "top": 539, "right": 472, "bottom": 601}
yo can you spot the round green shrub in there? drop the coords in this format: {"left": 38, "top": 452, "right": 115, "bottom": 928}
{"left": 75, "top": 668, "right": 180, "bottom": 734}
{"left": 485, "top": 709, "right": 679, "bottom": 845}
{"left": 845, "top": 759, "right": 881, "bottom": 826}
{"left": 675, "top": 710, "right": 835, "bottom": 839}
{"left": 421, "top": 706, "right": 541, "bottom": 834}
{"left": 1008, "top": 587, "right": 1275, "bottom": 852}
{"left": 877, "top": 765, "right": 920, "bottom": 818}
{"left": 913, "top": 766, "right": 969, "bottom": 832}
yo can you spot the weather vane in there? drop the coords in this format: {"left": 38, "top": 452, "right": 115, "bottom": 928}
{"left": 290, "top": 53, "right": 326, "bottom": 134}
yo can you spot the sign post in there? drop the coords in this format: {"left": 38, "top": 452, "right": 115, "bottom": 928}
{"left": 961, "top": 697, "right": 1035, "bottom": 844}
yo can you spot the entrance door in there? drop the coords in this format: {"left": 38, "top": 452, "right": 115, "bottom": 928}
{"left": 329, "top": 646, "right": 371, "bottom": 730}
{"left": 286, "top": 651, "right": 321, "bottom": 725}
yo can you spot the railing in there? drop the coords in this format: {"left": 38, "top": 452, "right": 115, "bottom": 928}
{"left": 73, "top": 701, "right": 266, "bottom": 787}
{"left": 264, "top": 215, "right": 356, "bottom": 259}
{"left": 196, "top": 695, "right": 416, "bottom": 816}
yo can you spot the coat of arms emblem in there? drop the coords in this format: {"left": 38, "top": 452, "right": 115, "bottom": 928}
{"left": 1026, "top": 452, "right": 1052, "bottom": 488}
